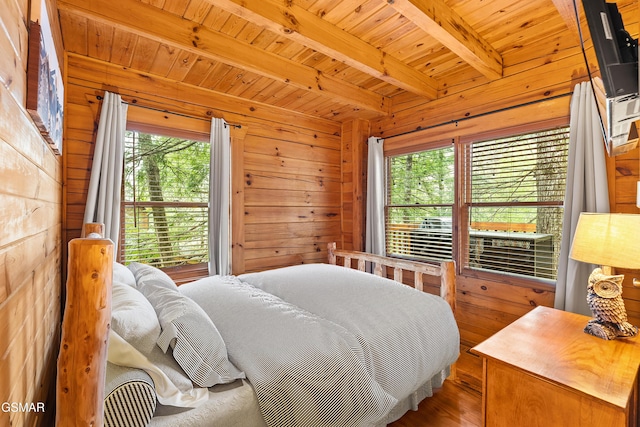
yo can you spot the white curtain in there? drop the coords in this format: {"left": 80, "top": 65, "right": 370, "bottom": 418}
{"left": 554, "top": 80, "right": 610, "bottom": 315}
{"left": 83, "top": 91, "right": 129, "bottom": 245}
{"left": 365, "top": 136, "right": 386, "bottom": 256}
{"left": 208, "top": 118, "right": 231, "bottom": 276}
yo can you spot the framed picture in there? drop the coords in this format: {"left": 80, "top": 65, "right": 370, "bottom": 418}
{"left": 26, "top": 0, "right": 64, "bottom": 155}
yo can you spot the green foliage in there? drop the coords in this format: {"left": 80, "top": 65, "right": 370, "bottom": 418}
{"left": 122, "top": 131, "right": 210, "bottom": 268}
{"left": 124, "top": 132, "right": 210, "bottom": 203}
{"left": 388, "top": 146, "right": 454, "bottom": 227}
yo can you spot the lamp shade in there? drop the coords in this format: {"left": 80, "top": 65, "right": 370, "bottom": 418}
{"left": 570, "top": 213, "right": 640, "bottom": 269}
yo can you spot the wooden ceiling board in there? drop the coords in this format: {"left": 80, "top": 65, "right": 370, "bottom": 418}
{"left": 86, "top": 19, "right": 114, "bottom": 62}
{"left": 201, "top": 6, "right": 234, "bottom": 31}
{"left": 128, "top": 37, "right": 160, "bottom": 73}
{"left": 182, "top": 0, "right": 213, "bottom": 23}
{"left": 165, "top": 50, "right": 201, "bottom": 82}
{"left": 58, "top": 0, "right": 635, "bottom": 123}
{"left": 59, "top": 10, "right": 88, "bottom": 56}
{"left": 148, "top": 43, "right": 180, "bottom": 77}
{"left": 161, "top": 0, "right": 189, "bottom": 16}
{"left": 109, "top": 28, "right": 138, "bottom": 66}
{"left": 182, "top": 56, "right": 217, "bottom": 87}
{"left": 363, "top": 14, "right": 416, "bottom": 50}
{"left": 235, "top": 74, "right": 278, "bottom": 100}
{"left": 344, "top": 5, "right": 402, "bottom": 40}
{"left": 200, "top": 61, "right": 236, "bottom": 91}
{"left": 330, "top": 0, "right": 388, "bottom": 33}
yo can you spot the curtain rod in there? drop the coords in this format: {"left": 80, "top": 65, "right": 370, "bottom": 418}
{"left": 376, "top": 92, "right": 573, "bottom": 141}
{"left": 95, "top": 95, "right": 242, "bottom": 129}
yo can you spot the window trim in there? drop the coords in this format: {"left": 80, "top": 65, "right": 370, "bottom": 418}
{"left": 385, "top": 140, "right": 457, "bottom": 262}
{"left": 383, "top": 118, "right": 569, "bottom": 287}
{"left": 119, "top": 128, "right": 211, "bottom": 278}
{"left": 458, "top": 121, "right": 569, "bottom": 286}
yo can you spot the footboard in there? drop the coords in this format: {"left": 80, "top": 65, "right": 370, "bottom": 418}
{"left": 327, "top": 242, "right": 456, "bottom": 314}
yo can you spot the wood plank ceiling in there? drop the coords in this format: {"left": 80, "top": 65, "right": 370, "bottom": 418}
{"left": 56, "top": 0, "right": 607, "bottom": 121}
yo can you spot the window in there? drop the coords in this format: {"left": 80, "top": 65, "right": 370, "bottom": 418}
{"left": 121, "top": 131, "right": 210, "bottom": 269}
{"left": 385, "top": 125, "right": 569, "bottom": 282}
{"left": 386, "top": 144, "right": 455, "bottom": 261}
{"left": 462, "top": 127, "right": 569, "bottom": 280}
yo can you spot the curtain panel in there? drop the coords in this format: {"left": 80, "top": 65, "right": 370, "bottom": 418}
{"left": 365, "top": 136, "right": 386, "bottom": 256}
{"left": 554, "top": 79, "right": 610, "bottom": 315}
{"left": 208, "top": 118, "right": 231, "bottom": 276}
{"left": 83, "top": 91, "right": 129, "bottom": 246}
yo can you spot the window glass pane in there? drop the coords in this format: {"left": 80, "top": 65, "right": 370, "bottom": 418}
{"left": 465, "top": 127, "right": 569, "bottom": 280}
{"left": 389, "top": 149, "right": 455, "bottom": 205}
{"left": 121, "top": 131, "right": 210, "bottom": 268}
{"left": 469, "top": 128, "right": 569, "bottom": 204}
{"left": 386, "top": 146, "right": 454, "bottom": 261}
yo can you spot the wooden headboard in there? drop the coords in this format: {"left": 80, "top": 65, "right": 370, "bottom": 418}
{"left": 54, "top": 228, "right": 457, "bottom": 426}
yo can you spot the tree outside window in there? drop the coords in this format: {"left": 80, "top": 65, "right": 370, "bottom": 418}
{"left": 120, "top": 131, "right": 210, "bottom": 268}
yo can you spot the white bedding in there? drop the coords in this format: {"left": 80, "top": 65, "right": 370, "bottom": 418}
{"left": 155, "top": 263, "right": 459, "bottom": 427}
{"left": 149, "top": 380, "right": 266, "bottom": 427}
{"left": 180, "top": 275, "right": 398, "bottom": 427}
{"left": 239, "top": 264, "right": 460, "bottom": 403}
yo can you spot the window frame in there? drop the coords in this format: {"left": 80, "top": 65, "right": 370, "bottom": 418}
{"left": 119, "top": 109, "right": 212, "bottom": 282}
{"left": 385, "top": 138, "right": 457, "bottom": 262}
{"left": 383, "top": 117, "right": 569, "bottom": 287}
{"left": 457, "top": 119, "right": 568, "bottom": 285}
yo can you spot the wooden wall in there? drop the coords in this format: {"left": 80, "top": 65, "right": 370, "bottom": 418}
{"left": 0, "top": 0, "right": 62, "bottom": 426}
{"left": 64, "top": 54, "right": 343, "bottom": 275}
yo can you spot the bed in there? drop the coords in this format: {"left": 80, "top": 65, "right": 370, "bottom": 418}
{"left": 55, "top": 224, "right": 459, "bottom": 427}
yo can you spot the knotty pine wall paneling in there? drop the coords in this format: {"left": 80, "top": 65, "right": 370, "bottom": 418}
{"left": 64, "top": 53, "right": 342, "bottom": 276}
{"left": 0, "top": 0, "right": 63, "bottom": 426}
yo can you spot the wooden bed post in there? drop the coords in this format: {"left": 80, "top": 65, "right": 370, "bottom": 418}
{"left": 328, "top": 241, "right": 337, "bottom": 265}
{"left": 56, "top": 224, "right": 113, "bottom": 427}
{"left": 439, "top": 261, "right": 456, "bottom": 314}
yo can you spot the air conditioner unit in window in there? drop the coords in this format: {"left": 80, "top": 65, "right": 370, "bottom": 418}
{"left": 469, "top": 231, "right": 554, "bottom": 279}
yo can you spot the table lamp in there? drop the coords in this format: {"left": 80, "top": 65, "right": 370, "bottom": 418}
{"left": 569, "top": 213, "right": 640, "bottom": 340}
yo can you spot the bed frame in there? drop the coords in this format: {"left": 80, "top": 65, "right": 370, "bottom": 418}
{"left": 55, "top": 224, "right": 457, "bottom": 426}
{"left": 327, "top": 242, "right": 456, "bottom": 314}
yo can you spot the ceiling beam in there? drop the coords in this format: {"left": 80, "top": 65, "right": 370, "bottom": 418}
{"left": 57, "top": 0, "right": 391, "bottom": 116}
{"left": 208, "top": 0, "right": 438, "bottom": 99}
{"left": 387, "top": 0, "right": 503, "bottom": 80}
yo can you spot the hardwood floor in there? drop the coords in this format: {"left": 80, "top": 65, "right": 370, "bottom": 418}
{"left": 389, "top": 380, "right": 482, "bottom": 427}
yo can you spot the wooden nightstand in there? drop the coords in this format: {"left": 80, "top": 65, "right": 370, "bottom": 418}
{"left": 471, "top": 306, "right": 640, "bottom": 427}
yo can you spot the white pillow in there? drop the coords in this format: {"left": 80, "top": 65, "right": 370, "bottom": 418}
{"left": 129, "top": 262, "right": 245, "bottom": 388}
{"left": 111, "top": 281, "right": 161, "bottom": 355}
{"left": 113, "top": 262, "right": 136, "bottom": 287}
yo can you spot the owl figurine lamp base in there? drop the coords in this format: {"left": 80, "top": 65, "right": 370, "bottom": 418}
{"left": 584, "top": 267, "right": 639, "bottom": 340}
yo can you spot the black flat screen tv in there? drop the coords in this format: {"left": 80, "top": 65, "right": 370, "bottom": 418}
{"left": 582, "top": 0, "right": 639, "bottom": 155}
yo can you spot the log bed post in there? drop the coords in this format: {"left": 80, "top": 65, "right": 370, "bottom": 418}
{"left": 56, "top": 224, "right": 113, "bottom": 427}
